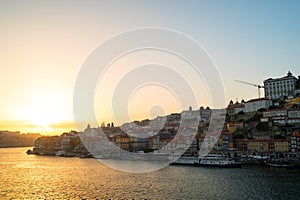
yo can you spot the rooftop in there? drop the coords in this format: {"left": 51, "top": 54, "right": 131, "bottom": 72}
{"left": 264, "top": 71, "right": 297, "bottom": 82}
{"left": 246, "top": 98, "right": 271, "bottom": 103}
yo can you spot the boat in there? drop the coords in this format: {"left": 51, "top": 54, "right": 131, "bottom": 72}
{"left": 199, "top": 154, "right": 242, "bottom": 168}
{"left": 169, "top": 156, "right": 199, "bottom": 165}
{"left": 55, "top": 150, "right": 65, "bottom": 157}
{"left": 26, "top": 149, "right": 32, "bottom": 154}
{"left": 265, "top": 160, "right": 295, "bottom": 168}
{"left": 169, "top": 154, "right": 242, "bottom": 168}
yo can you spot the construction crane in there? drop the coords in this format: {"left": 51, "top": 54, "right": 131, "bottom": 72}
{"left": 235, "top": 80, "right": 264, "bottom": 99}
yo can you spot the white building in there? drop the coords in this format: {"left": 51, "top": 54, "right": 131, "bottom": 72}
{"left": 262, "top": 108, "right": 287, "bottom": 125}
{"left": 244, "top": 98, "right": 272, "bottom": 113}
{"left": 288, "top": 109, "right": 300, "bottom": 124}
{"left": 262, "top": 108, "right": 300, "bottom": 125}
{"left": 264, "top": 71, "right": 298, "bottom": 99}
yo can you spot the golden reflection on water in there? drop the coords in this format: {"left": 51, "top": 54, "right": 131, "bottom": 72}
{"left": 1, "top": 147, "right": 300, "bottom": 199}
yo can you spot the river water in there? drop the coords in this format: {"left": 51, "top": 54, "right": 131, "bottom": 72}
{"left": 0, "top": 147, "right": 299, "bottom": 199}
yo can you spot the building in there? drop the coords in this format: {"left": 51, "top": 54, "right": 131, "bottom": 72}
{"left": 262, "top": 108, "right": 287, "bottom": 125}
{"left": 234, "top": 139, "right": 290, "bottom": 153}
{"left": 33, "top": 136, "right": 61, "bottom": 154}
{"left": 227, "top": 100, "right": 245, "bottom": 115}
{"left": 290, "top": 132, "right": 300, "bottom": 153}
{"left": 115, "top": 135, "right": 130, "bottom": 151}
{"left": 148, "top": 135, "right": 160, "bottom": 150}
{"left": 264, "top": 71, "right": 298, "bottom": 99}
{"left": 227, "top": 122, "right": 244, "bottom": 133}
{"left": 199, "top": 106, "right": 212, "bottom": 121}
{"left": 262, "top": 108, "right": 300, "bottom": 126}
{"left": 222, "top": 131, "right": 234, "bottom": 150}
{"left": 244, "top": 98, "right": 272, "bottom": 113}
{"left": 287, "top": 109, "right": 300, "bottom": 125}
{"left": 246, "top": 139, "right": 269, "bottom": 152}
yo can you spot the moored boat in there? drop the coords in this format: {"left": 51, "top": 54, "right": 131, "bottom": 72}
{"left": 26, "top": 149, "right": 32, "bottom": 154}
{"left": 265, "top": 160, "right": 295, "bottom": 168}
{"left": 199, "top": 154, "right": 242, "bottom": 168}
{"left": 169, "top": 154, "right": 242, "bottom": 168}
{"left": 169, "top": 156, "right": 199, "bottom": 165}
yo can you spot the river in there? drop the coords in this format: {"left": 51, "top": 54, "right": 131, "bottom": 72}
{"left": 0, "top": 147, "right": 299, "bottom": 199}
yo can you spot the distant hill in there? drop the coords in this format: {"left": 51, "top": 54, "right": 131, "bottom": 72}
{"left": 0, "top": 131, "right": 41, "bottom": 148}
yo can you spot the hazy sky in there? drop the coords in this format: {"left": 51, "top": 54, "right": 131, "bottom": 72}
{"left": 0, "top": 0, "right": 299, "bottom": 135}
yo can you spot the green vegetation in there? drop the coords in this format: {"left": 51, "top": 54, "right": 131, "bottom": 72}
{"left": 274, "top": 135, "right": 287, "bottom": 139}
{"left": 233, "top": 133, "right": 245, "bottom": 139}
{"left": 296, "top": 79, "right": 300, "bottom": 89}
{"left": 256, "top": 122, "right": 269, "bottom": 132}
{"left": 257, "top": 108, "right": 267, "bottom": 112}
{"left": 244, "top": 112, "right": 262, "bottom": 123}
{"left": 237, "top": 111, "right": 245, "bottom": 115}
{"left": 234, "top": 128, "right": 250, "bottom": 139}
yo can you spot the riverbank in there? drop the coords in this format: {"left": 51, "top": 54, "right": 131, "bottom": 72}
{"left": 0, "top": 145, "right": 34, "bottom": 148}
{"left": 27, "top": 147, "right": 300, "bottom": 168}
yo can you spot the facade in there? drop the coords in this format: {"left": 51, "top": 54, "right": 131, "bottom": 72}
{"left": 199, "top": 106, "right": 212, "bottom": 121}
{"left": 264, "top": 71, "right": 298, "bottom": 99}
{"left": 262, "top": 109, "right": 288, "bottom": 125}
{"left": 148, "top": 136, "right": 160, "bottom": 150}
{"left": 115, "top": 135, "right": 130, "bottom": 151}
{"left": 222, "top": 132, "right": 234, "bottom": 150}
{"left": 244, "top": 98, "right": 272, "bottom": 113}
{"left": 227, "top": 100, "right": 245, "bottom": 115}
{"left": 290, "top": 132, "right": 300, "bottom": 152}
{"left": 246, "top": 139, "right": 269, "bottom": 152}
{"left": 287, "top": 109, "right": 300, "bottom": 125}
{"left": 234, "top": 139, "right": 290, "bottom": 153}
{"left": 262, "top": 108, "right": 300, "bottom": 125}
{"left": 274, "top": 140, "right": 290, "bottom": 152}
{"left": 33, "top": 136, "right": 61, "bottom": 154}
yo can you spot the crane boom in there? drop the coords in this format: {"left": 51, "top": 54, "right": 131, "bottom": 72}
{"left": 235, "top": 80, "right": 264, "bottom": 98}
{"left": 235, "top": 80, "right": 264, "bottom": 88}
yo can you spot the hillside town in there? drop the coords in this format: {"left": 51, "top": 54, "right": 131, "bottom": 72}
{"left": 28, "top": 71, "right": 300, "bottom": 165}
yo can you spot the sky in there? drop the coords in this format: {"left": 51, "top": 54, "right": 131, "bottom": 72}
{"left": 0, "top": 0, "right": 300, "bottom": 135}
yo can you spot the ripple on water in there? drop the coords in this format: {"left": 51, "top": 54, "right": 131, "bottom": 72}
{"left": 1, "top": 148, "right": 300, "bottom": 199}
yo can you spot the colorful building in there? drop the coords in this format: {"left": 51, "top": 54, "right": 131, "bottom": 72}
{"left": 234, "top": 139, "right": 290, "bottom": 153}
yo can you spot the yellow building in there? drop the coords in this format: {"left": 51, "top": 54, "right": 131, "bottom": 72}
{"left": 234, "top": 139, "right": 290, "bottom": 153}
{"left": 116, "top": 135, "right": 130, "bottom": 150}
{"left": 246, "top": 140, "right": 269, "bottom": 152}
{"left": 227, "top": 122, "right": 244, "bottom": 133}
{"left": 129, "top": 136, "right": 138, "bottom": 150}
{"left": 274, "top": 140, "right": 289, "bottom": 152}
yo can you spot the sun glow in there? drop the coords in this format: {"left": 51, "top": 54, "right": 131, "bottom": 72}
{"left": 13, "top": 90, "right": 71, "bottom": 134}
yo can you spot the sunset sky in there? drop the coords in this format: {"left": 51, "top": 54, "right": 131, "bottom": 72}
{"left": 0, "top": 0, "right": 300, "bottom": 135}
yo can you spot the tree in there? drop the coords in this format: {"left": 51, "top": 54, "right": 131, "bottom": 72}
{"left": 233, "top": 133, "right": 245, "bottom": 139}
{"left": 296, "top": 79, "right": 300, "bottom": 89}
{"left": 274, "top": 135, "right": 286, "bottom": 139}
{"left": 256, "top": 122, "right": 268, "bottom": 131}
{"left": 257, "top": 108, "right": 267, "bottom": 112}
{"left": 237, "top": 111, "right": 245, "bottom": 115}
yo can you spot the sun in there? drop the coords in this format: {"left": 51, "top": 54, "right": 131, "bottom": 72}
{"left": 16, "top": 92, "right": 69, "bottom": 133}
{"left": 30, "top": 113, "right": 53, "bottom": 129}
{"left": 27, "top": 103, "right": 58, "bottom": 132}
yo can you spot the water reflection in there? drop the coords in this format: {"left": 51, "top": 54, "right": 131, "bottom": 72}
{"left": 1, "top": 147, "right": 299, "bottom": 199}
